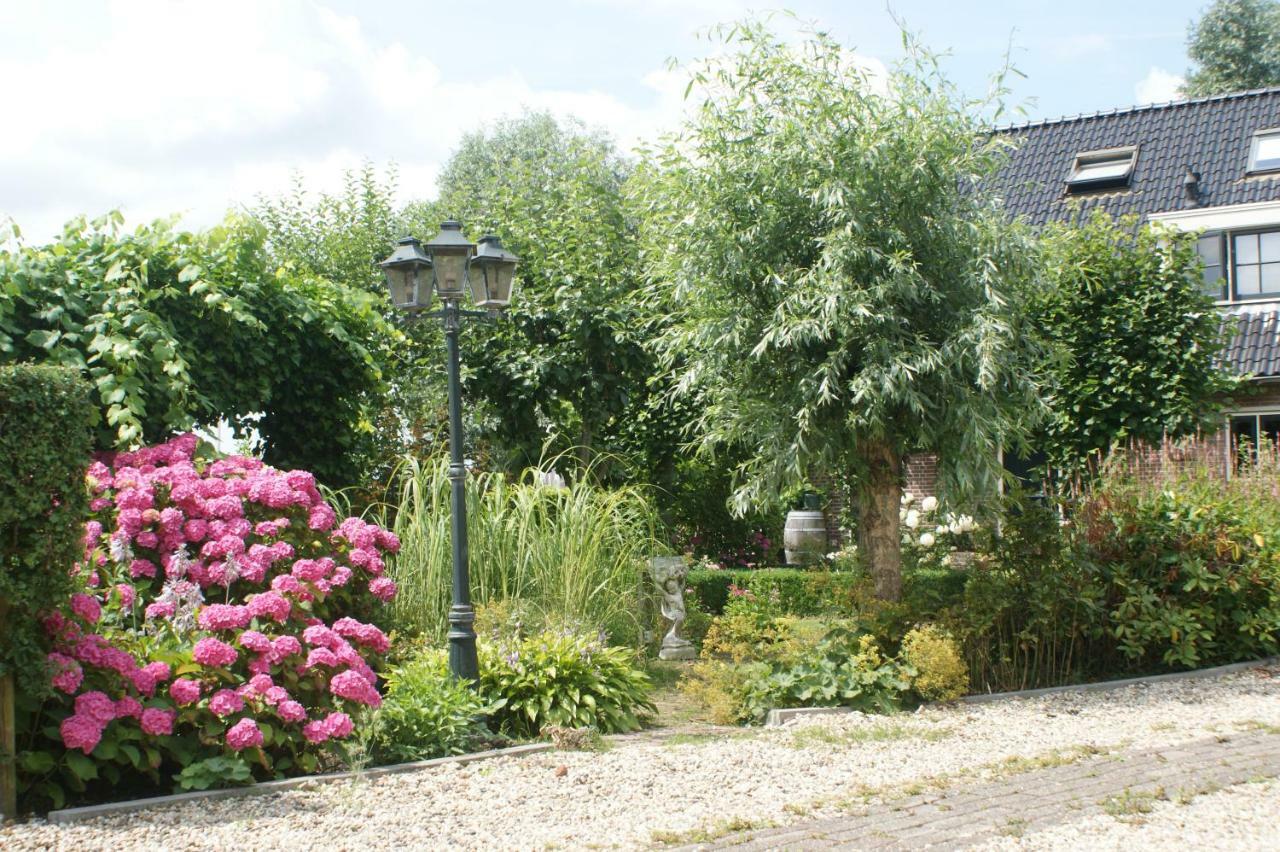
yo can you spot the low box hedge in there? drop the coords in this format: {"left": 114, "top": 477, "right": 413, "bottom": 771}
{"left": 688, "top": 566, "right": 969, "bottom": 617}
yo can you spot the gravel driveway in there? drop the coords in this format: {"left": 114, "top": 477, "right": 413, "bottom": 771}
{"left": 3, "top": 664, "right": 1279, "bottom": 851}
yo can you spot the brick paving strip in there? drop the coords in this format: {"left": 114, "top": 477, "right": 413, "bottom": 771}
{"left": 689, "top": 728, "right": 1280, "bottom": 850}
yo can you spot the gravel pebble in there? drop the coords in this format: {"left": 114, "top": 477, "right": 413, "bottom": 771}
{"left": 3, "top": 666, "right": 1278, "bottom": 850}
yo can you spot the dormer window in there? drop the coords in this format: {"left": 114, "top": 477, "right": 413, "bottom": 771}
{"left": 1248, "top": 129, "right": 1280, "bottom": 173}
{"left": 1066, "top": 146, "right": 1137, "bottom": 193}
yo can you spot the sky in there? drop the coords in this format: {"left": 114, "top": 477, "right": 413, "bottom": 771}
{"left": 0, "top": 0, "right": 1212, "bottom": 242}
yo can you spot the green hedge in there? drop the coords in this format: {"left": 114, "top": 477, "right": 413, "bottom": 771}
{"left": 0, "top": 365, "right": 94, "bottom": 691}
{"left": 688, "top": 566, "right": 969, "bottom": 617}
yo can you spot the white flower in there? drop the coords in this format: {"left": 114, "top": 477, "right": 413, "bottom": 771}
{"left": 941, "top": 553, "right": 953, "bottom": 567}
{"left": 921, "top": 496, "right": 938, "bottom": 513}
{"left": 901, "top": 492, "right": 915, "bottom": 506}
{"left": 936, "top": 524, "right": 949, "bottom": 535}
{"left": 905, "top": 510, "right": 920, "bottom": 529}
{"left": 899, "top": 508, "right": 908, "bottom": 522}
{"left": 919, "top": 532, "right": 935, "bottom": 547}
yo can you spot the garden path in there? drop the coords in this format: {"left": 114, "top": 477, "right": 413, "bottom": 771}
{"left": 3, "top": 664, "right": 1278, "bottom": 850}
{"left": 692, "top": 724, "right": 1280, "bottom": 850}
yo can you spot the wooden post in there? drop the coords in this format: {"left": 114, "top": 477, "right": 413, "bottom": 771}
{"left": 0, "top": 597, "right": 16, "bottom": 821}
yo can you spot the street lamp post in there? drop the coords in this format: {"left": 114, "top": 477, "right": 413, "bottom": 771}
{"left": 380, "top": 221, "right": 519, "bottom": 681}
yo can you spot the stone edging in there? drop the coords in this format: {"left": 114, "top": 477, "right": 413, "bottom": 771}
{"left": 763, "top": 655, "right": 1280, "bottom": 725}
{"left": 957, "top": 655, "right": 1280, "bottom": 704}
{"left": 45, "top": 742, "right": 553, "bottom": 825}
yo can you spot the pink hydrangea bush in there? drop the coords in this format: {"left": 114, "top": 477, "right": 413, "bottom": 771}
{"left": 29, "top": 434, "right": 399, "bottom": 800}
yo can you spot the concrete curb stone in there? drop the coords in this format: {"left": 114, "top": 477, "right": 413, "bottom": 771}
{"left": 45, "top": 742, "right": 553, "bottom": 825}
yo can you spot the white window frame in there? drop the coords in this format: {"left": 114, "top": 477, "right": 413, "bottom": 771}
{"left": 1249, "top": 128, "right": 1280, "bottom": 174}
{"left": 1225, "top": 406, "right": 1280, "bottom": 473}
{"left": 1066, "top": 146, "right": 1138, "bottom": 192}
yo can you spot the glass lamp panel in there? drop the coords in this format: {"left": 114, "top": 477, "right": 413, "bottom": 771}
{"left": 432, "top": 251, "right": 469, "bottom": 299}
{"left": 383, "top": 266, "right": 414, "bottom": 307}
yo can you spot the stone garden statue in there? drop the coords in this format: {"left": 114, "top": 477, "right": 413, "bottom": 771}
{"left": 649, "top": 556, "right": 696, "bottom": 660}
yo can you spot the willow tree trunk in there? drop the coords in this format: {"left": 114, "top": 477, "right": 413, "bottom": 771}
{"left": 856, "top": 439, "right": 903, "bottom": 601}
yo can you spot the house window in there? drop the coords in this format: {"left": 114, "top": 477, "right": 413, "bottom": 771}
{"left": 1195, "top": 233, "right": 1226, "bottom": 300}
{"left": 1231, "top": 230, "right": 1280, "bottom": 299}
{"left": 1230, "top": 411, "right": 1280, "bottom": 466}
{"left": 1066, "top": 147, "right": 1137, "bottom": 192}
{"left": 1249, "top": 129, "right": 1280, "bottom": 173}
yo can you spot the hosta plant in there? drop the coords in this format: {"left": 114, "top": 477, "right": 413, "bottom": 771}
{"left": 478, "top": 629, "right": 655, "bottom": 738}
{"left": 16, "top": 434, "right": 400, "bottom": 810}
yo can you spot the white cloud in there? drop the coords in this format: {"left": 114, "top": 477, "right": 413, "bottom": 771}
{"left": 0, "top": 0, "right": 693, "bottom": 242}
{"left": 1135, "top": 66, "right": 1185, "bottom": 104}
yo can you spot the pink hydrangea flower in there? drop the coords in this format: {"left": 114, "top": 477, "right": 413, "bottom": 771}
{"left": 249, "top": 673, "right": 274, "bottom": 694}
{"left": 197, "top": 604, "right": 252, "bottom": 631}
{"left": 170, "top": 677, "right": 202, "bottom": 705}
{"left": 140, "top": 707, "right": 175, "bottom": 736}
{"left": 308, "top": 503, "right": 336, "bottom": 531}
{"left": 277, "top": 700, "right": 306, "bottom": 722}
{"left": 60, "top": 715, "right": 103, "bottom": 754}
{"left": 114, "top": 696, "right": 143, "bottom": 719}
{"left": 269, "top": 635, "right": 302, "bottom": 663}
{"left": 209, "top": 689, "right": 245, "bottom": 717}
{"left": 116, "top": 584, "right": 136, "bottom": 608}
{"left": 246, "top": 591, "right": 290, "bottom": 623}
{"left": 193, "top": 637, "right": 238, "bottom": 667}
{"left": 47, "top": 653, "right": 83, "bottom": 694}
{"left": 238, "top": 630, "right": 272, "bottom": 653}
{"left": 332, "top": 618, "right": 391, "bottom": 654}
{"left": 70, "top": 592, "right": 101, "bottom": 624}
{"left": 329, "top": 670, "right": 382, "bottom": 707}
{"left": 226, "top": 718, "right": 263, "bottom": 751}
{"left": 75, "top": 691, "right": 117, "bottom": 726}
{"left": 368, "top": 577, "right": 397, "bottom": 602}
{"left": 323, "top": 711, "right": 354, "bottom": 739}
{"left": 129, "top": 558, "right": 157, "bottom": 579}
{"left": 145, "top": 600, "right": 177, "bottom": 619}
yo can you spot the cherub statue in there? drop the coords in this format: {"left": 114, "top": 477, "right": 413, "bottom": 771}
{"left": 649, "top": 556, "right": 695, "bottom": 660}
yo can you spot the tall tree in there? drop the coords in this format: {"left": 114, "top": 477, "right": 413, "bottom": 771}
{"left": 426, "top": 113, "right": 657, "bottom": 477}
{"left": 1183, "top": 0, "right": 1280, "bottom": 97}
{"left": 1035, "top": 212, "right": 1241, "bottom": 470}
{"left": 635, "top": 22, "right": 1047, "bottom": 600}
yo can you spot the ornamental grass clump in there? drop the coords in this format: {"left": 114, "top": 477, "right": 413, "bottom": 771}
{"left": 17, "top": 434, "right": 400, "bottom": 810}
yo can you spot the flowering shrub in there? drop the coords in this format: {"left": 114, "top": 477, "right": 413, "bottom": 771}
{"left": 17, "top": 435, "right": 400, "bottom": 810}
{"left": 899, "top": 492, "right": 978, "bottom": 570}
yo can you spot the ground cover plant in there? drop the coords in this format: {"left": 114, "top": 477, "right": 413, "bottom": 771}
{"left": 14, "top": 435, "right": 401, "bottom": 810}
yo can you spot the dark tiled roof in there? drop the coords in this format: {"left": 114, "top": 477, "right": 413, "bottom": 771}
{"left": 1223, "top": 310, "right": 1280, "bottom": 377}
{"left": 991, "top": 87, "right": 1280, "bottom": 226}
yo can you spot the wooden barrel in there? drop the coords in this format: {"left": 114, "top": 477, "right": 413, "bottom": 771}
{"left": 784, "top": 497, "right": 826, "bottom": 565}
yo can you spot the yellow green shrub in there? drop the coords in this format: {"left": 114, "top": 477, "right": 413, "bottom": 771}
{"left": 901, "top": 624, "right": 969, "bottom": 702}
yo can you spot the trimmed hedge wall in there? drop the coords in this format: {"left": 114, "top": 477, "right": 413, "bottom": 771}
{"left": 688, "top": 566, "right": 968, "bottom": 617}
{"left": 0, "top": 364, "right": 94, "bottom": 691}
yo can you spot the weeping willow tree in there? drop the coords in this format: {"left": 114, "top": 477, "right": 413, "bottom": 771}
{"left": 634, "top": 20, "right": 1048, "bottom": 600}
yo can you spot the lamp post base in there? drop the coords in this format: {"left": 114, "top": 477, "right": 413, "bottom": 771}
{"left": 448, "top": 605, "right": 480, "bottom": 682}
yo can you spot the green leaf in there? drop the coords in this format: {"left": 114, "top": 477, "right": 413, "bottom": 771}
{"left": 65, "top": 751, "right": 99, "bottom": 782}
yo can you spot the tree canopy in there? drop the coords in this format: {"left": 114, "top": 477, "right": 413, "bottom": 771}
{"left": 1183, "top": 0, "right": 1280, "bottom": 97}
{"left": 634, "top": 22, "right": 1048, "bottom": 599}
{"left": 1034, "top": 212, "right": 1241, "bottom": 470}
{"left": 0, "top": 213, "right": 394, "bottom": 485}
{"left": 425, "top": 112, "right": 660, "bottom": 477}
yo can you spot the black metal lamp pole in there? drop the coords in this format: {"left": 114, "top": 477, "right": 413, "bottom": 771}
{"left": 380, "top": 223, "right": 519, "bottom": 683}
{"left": 441, "top": 298, "right": 479, "bottom": 681}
